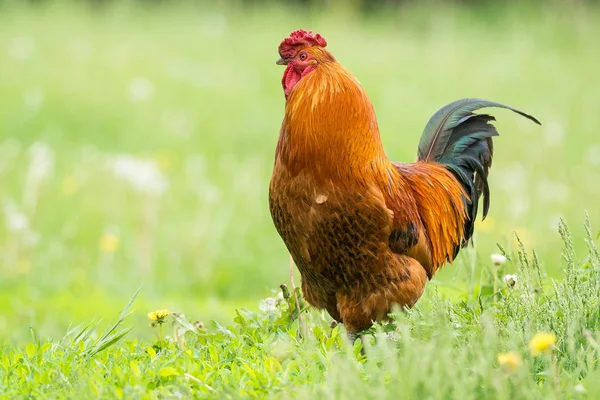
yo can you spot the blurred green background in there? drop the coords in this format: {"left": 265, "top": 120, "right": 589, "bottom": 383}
{"left": 1, "top": 0, "right": 599, "bottom": 343}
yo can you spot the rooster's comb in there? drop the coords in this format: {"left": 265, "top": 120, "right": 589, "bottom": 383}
{"left": 279, "top": 29, "right": 327, "bottom": 58}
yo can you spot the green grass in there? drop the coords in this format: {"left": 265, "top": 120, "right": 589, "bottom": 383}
{"left": 2, "top": 218, "right": 600, "bottom": 398}
{"left": 1, "top": 1, "right": 600, "bottom": 397}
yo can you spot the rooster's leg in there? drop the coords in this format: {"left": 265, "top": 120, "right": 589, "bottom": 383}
{"left": 347, "top": 331, "right": 359, "bottom": 344}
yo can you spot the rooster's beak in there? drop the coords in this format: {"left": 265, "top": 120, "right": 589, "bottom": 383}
{"left": 276, "top": 57, "right": 290, "bottom": 65}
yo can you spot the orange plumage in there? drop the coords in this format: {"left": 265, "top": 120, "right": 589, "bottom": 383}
{"left": 269, "top": 30, "right": 539, "bottom": 339}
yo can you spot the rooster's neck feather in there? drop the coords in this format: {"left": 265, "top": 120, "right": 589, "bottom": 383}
{"left": 277, "top": 62, "right": 391, "bottom": 184}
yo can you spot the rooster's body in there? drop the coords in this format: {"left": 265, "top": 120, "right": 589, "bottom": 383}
{"left": 269, "top": 30, "right": 539, "bottom": 337}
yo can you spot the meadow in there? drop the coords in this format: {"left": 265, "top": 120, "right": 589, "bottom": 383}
{"left": 1, "top": 1, "right": 600, "bottom": 397}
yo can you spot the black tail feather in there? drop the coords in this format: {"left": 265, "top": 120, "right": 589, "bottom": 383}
{"left": 417, "top": 99, "right": 540, "bottom": 244}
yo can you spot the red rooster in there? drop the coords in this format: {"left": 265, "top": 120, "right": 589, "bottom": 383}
{"left": 269, "top": 30, "right": 540, "bottom": 340}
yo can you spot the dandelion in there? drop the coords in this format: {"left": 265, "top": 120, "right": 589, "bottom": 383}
{"left": 503, "top": 274, "right": 518, "bottom": 288}
{"left": 148, "top": 309, "right": 171, "bottom": 324}
{"left": 497, "top": 352, "right": 523, "bottom": 370}
{"left": 529, "top": 332, "right": 556, "bottom": 355}
{"left": 148, "top": 309, "right": 171, "bottom": 342}
{"left": 491, "top": 253, "right": 507, "bottom": 266}
{"left": 259, "top": 297, "right": 277, "bottom": 312}
{"left": 99, "top": 233, "right": 119, "bottom": 253}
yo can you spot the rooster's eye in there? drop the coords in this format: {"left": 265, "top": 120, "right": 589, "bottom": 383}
{"left": 299, "top": 53, "right": 307, "bottom": 61}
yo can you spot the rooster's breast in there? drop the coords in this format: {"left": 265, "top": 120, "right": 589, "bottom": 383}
{"left": 269, "top": 168, "right": 396, "bottom": 308}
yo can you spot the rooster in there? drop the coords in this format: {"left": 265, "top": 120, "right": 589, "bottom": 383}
{"left": 269, "top": 30, "right": 540, "bottom": 341}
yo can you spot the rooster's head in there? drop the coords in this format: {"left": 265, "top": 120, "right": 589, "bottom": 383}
{"left": 277, "top": 29, "right": 334, "bottom": 97}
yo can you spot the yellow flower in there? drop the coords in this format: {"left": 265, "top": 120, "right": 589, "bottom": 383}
{"left": 529, "top": 332, "right": 556, "bottom": 355}
{"left": 61, "top": 176, "right": 78, "bottom": 196}
{"left": 152, "top": 154, "right": 172, "bottom": 172}
{"left": 99, "top": 233, "right": 119, "bottom": 253}
{"left": 147, "top": 309, "right": 170, "bottom": 324}
{"left": 497, "top": 352, "right": 523, "bottom": 370}
{"left": 477, "top": 216, "right": 495, "bottom": 233}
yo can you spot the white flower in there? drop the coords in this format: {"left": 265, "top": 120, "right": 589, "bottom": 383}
{"left": 491, "top": 254, "right": 507, "bottom": 266}
{"left": 574, "top": 383, "right": 586, "bottom": 393}
{"left": 128, "top": 77, "right": 154, "bottom": 102}
{"left": 110, "top": 155, "right": 168, "bottom": 195}
{"left": 3, "top": 203, "right": 29, "bottom": 233}
{"left": 3, "top": 202, "right": 39, "bottom": 247}
{"left": 259, "top": 297, "right": 277, "bottom": 313}
{"left": 503, "top": 274, "right": 518, "bottom": 288}
{"left": 27, "top": 142, "right": 55, "bottom": 183}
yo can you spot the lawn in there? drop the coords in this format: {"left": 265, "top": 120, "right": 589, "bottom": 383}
{"left": 0, "top": 1, "right": 599, "bottom": 397}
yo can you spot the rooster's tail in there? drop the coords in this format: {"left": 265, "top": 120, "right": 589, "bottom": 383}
{"left": 416, "top": 98, "right": 540, "bottom": 241}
